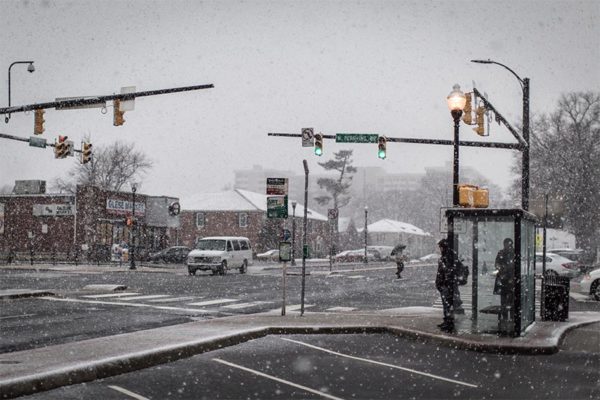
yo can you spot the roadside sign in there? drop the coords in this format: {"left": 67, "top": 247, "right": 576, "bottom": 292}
{"left": 120, "top": 86, "right": 136, "bottom": 111}
{"left": 302, "top": 127, "right": 314, "bottom": 147}
{"left": 55, "top": 96, "right": 106, "bottom": 110}
{"left": 283, "top": 229, "right": 291, "bottom": 241}
{"left": 328, "top": 208, "right": 338, "bottom": 220}
{"left": 28, "top": 136, "right": 47, "bottom": 148}
{"left": 279, "top": 241, "right": 292, "bottom": 262}
{"left": 266, "top": 177, "right": 288, "bottom": 195}
{"left": 267, "top": 195, "right": 288, "bottom": 219}
{"left": 335, "top": 133, "right": 378, "bottom": 143}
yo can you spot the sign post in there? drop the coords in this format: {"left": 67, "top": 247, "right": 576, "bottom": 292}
{"left": 279, "top": 241, "right": 292, "bottom": 316}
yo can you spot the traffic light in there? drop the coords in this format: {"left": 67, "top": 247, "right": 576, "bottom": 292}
{"left": 473, "top": 106, "right": 485, "bottom": 136}
{"left": 314, "top": 133, "right": 323, "bottom": 156}
{"left": 54, "top": 135, "right": 68, "bottom": 159}
{"left": 462, "top": 92, "right": 473, "bottom": 125}
{"left": 81, "top": 142, "right": 92, "bottom": 164}
{"left": 113, "top": 99, "right": 125, "bottom": 126}
{"left": 377, "top": 136, "right": 387, "bottom": 159}
{"left": 34, "top": 109, "right": 45, "bottom": 135}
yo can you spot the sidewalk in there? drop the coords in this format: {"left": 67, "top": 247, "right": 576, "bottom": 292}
{"left": 1, "top": 304, "right": 599, "bottom": 399}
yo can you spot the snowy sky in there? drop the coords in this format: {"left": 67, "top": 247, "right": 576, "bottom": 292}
{"left": 1, "top": 0, "right": 598, "bottom": 198}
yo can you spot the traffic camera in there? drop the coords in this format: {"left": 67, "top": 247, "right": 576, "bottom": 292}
{"left": 34, "top": 109, "right": 45, "bottom": 135}
{"left": 113, "top": 99, "right": 125, "bottom": 126}
{"left": 81, "top": 142, "right": 92, "bottom": 164}
{"left": 377, "top": 136, "right": 387, "bottom": 159}
{"left": 314, "top": 133, "right": 323, "bottom": 156}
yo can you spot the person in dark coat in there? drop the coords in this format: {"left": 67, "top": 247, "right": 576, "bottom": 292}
{"left": 391, "top": 244, "right": 407, "bottom": 279}
{"left": 436, "top": 238, "right": 457, "bottom": 332}
{"left": 495, "top": 238, "right": 515, "bottom": 330}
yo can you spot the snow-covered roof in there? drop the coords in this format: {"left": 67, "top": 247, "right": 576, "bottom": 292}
{"left": 181, "top": 189, "right": 327, "bottom": 221}
{"left": 358, "top": 218, "right": 430, "bottom": 236}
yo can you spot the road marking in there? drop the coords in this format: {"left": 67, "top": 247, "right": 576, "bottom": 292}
{"left": 187, "top": 298, "right": 239, "bottom": 306}
{"left": 147, "top": 296, "right": 196, "bottom": 303}
{"left": 82, "top": 292, "right": 141, "bottom": 299}
{"left": 212, "top": 358, "right": 345, "bottom": 400}
{"left": 107, "top": 385, "right": 149, "bottom": 400}
{"left": 0, "top": 313, "right": 35, "bottom": 320}
{"left": 114, "top": 295, "right": 171, "bottom": 301}
{"left": 222, "top": 301, "right": 273, "bottom": 309}
{"left": 280, "top": 338, "right": 479, "bottom": 388}
{"left": 40, "top": 296, "right": 218, "bottom": 313}
{"left": 326, "top": 307, "right": 357, "bottom": 312}
{"left": 346, "top": 275, "right": 365, "bottom": 279}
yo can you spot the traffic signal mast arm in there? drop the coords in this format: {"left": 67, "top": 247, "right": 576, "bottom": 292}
{"left": 267, "top": 132, "right": 523, "bottom": 150}
{"left": 0, "top": 83, "right": 214, "bottom": 116}
{"left": 472, "top": 88, "right": 527, "bottom": 148}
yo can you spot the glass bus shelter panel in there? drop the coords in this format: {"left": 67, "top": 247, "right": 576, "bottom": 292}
{"left": 520, "top": 220, "right": 536, "bottom": 333}
{"left": 453, "top": 218, "right": 474, "bottom": 315}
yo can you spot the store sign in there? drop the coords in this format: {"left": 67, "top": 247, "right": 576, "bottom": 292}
{"left": 106, "top": 198, "right": 146, "bottom": 216}
{"left": 33, "top": 204, "right": 74, "bottom": 217}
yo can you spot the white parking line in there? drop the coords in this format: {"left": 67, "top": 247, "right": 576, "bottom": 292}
{"left": 280, "top": 338, "right": 479, "bottom": 388}
{"left": 147, "top": 296, "right": 196, "bottom": 303}
{"left": 107, "top": 385, "right": 149, "bottom": 400}
{"left": 82, "top": 292, "right": 140, "bottom": 298}
{"left": 213, "top": 358, "right": 345, "bottom": 400}
{"left": 187, "top": 298, "right": 239, "bottom": 306}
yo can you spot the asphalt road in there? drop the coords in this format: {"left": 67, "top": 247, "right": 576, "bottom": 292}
{"left": 22, "top": 327, "right": 600, "bottom": 400}
{"left": 1, "top": 263, "right": 598, "bottom": 354}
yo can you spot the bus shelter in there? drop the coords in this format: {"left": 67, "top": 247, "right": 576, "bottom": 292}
{"left": 446, "top": 208, "right": 537, "bottom": 337}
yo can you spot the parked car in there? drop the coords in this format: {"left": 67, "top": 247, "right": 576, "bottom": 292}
{"left": 256, "top": 249, "right": 280, "bottom": 262}
{"left": 187, "top": 236, "right": 253, "bottom": 275}
{"left": 148, "top": 246, "right": 191, "bottom": 264}
{"left": 535, "top": 252, "right": 580, "bottom": 278}
{"left": 579, "top": 268, "right": 600, "bottom": 301}
{"left": 335, "top": 249, "right": 378, "bottom": 262}
{"left": 418, "top": 253, "right": 439, "bottom": 263}
{"left": 548, "top": 248, "right": 593, "bottom": 274}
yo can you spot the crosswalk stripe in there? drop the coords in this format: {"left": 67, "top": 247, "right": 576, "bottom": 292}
{"left": 187, "top": 298, "right": 239, "bottom": 306}
{"left": 116, "top": 295, "right": 171, "bottom": 301}
{"left": 223, "top": 301, "right": 273, "bottom": 309}
{"left": 82, "top": 292, "right": 140, "bottom": 299}
{"left": 147, "top": 296, "right": 197, "bottom": 303}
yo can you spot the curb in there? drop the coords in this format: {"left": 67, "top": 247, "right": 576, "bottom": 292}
{"left": 0, "top": 290, "right": 55, "bottom": 300}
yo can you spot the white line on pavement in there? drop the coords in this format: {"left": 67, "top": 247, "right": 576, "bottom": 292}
{"left": 82, "top": 292, "right": 141, "bottom": 298}
{"left": 280, "top": 338, "right": 479, "bottom": 388}
{"left": 114, "top": 295, "right": 171, "bottom": 301}
{"left": 325, "top": 307, "right": 357, "bottom": 312}
{"left": 223, "top": 301, "right": 273, "bottom": 309}
{"left": 147, "top": 296, "right": 196, "bottom": 303}
{"left": 0, "top": 313, "right": 35, "bottom": 320}
{"left": 187, "top": 298, "right": 239, "bottom": 306}
{"left": 40, "top": 296, "right": 218, "bottom": 313}
{"left": 107, "top": 385, "right": 149, "bottom": 400}
{"left": 212, "top": 358, "right": 345, "bottom": 400}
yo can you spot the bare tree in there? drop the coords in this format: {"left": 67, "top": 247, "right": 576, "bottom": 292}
{"left": 314, "top": 150, "right": 357, "bottom": 210}
{"left": 515, "top": 92, "right": 600, "bottom": 261}
{"left": 53, "top": 141, "right": 153, "bottom": 193}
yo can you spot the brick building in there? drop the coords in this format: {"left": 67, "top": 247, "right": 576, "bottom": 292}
{"left": 174, "top": 189, "right": 330, "bottom": 257}
{"left": 0, "top": 183, "right": 179, "bottom": 262}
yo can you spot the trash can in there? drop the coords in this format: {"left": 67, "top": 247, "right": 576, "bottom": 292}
{"left": 542, "top": 275, "right": 570, "bottom": 321}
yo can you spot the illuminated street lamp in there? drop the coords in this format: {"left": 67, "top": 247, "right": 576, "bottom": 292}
{"left": 5, "top": 61, "right": 35, "bottom": 123}
{"left": 446, "top": 84, "right": 467, "bottom": 207}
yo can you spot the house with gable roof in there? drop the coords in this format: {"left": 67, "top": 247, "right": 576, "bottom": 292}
{"left": 174, "top": 189, "right": 330, "bottom": 257}
{"left": 358, "top": 218, "right": 434, "bottom": 258}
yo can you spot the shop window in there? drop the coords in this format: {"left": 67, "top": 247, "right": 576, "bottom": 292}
{"left": 196, "top": 212, "right": 205, "bottom": 228}
{"left": 238, "top": 212, "right": 248, "bottom": 228}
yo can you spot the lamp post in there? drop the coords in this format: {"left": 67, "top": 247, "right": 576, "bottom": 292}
{"left": 6, "top": 61, "right": 35, "bottom": 123}
{"left": 471, "top": 59, "right": 530, "bottom": 210}
{"left": 446, "top": 84, "right": 467, "bottom": 207}
{"left": 364, "top": 206, "right": 368, "bottom": 265}
{"left": 291, "top": 200, "right": 297, "bottom": 266}
{"left": 129, "top": 183, "right": 138, "bottom": 270}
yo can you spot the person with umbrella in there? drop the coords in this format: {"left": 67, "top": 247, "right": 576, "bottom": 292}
{"left": 391, "top": 244, "right": 407, "bottom": 279}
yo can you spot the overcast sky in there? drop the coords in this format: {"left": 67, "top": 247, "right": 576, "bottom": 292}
{"left": 1, "top": 0, "right": 598, "bottom": 199}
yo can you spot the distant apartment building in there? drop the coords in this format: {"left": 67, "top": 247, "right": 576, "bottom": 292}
{"left": 233, "top": 165, "right": 295, "bottom": 194}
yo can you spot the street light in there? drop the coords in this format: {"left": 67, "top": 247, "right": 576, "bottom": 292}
{"left": 5, "top": 61, "right": 35, "bottom": 123}
{"left": 129, "top": 182, "right": 138, "bottom": 270}
{"left": 446, "top": 84, "right": 467, "bottom": 207}
{"left": 291, "top": 200, "right": 297, "bottom": 266}
{"left": 471, "top": 59, "right": 530, "bottom": 210}
{"left": 364, "top": 206, "right": 368, "bottom": 265}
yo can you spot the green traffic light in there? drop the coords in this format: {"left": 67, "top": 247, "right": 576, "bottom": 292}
{"left": 315, "top": 147, "right": 323, "bottom": 156}
{"left": 378, "top": 150, "right": 386, "bottom": 159}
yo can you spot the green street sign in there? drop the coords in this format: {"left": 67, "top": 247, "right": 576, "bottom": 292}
{"left": 267, "top": 195, "right": 288, "bottom": 219}
{"left": 28, "top": 136, "right": 47, "bottom": 148}
{"left": 335, "top": 133, "right": 379, "bottom": 143}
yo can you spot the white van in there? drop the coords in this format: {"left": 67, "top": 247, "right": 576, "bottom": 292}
{"left": 187, "top": 236, "right": 253, "bottom": 275}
